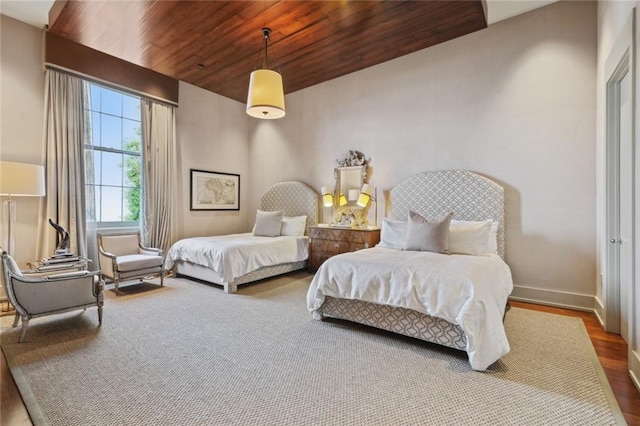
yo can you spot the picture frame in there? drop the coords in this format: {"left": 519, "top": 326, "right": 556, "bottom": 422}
{"left": 190, "top": 169, "right": 240, "bottom": 211}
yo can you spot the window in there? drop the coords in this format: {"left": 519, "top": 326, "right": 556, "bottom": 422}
{"left": 84, "top": 83, "right": 142, "bottom": 227}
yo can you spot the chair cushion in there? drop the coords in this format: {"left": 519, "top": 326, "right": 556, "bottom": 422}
{"left": 116, "top": 254, "right": 163, "bottom": 272}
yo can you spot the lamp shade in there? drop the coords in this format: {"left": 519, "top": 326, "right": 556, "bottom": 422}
{"left": 357, "top": 183, "right": 374, "bottom": 207}
{"left": 246, "top": 69, "right": 285, "bottom": 119}
{"left": 338, "top": 194, "right": 347, "bottom": 207}
{"left": 0, "top": 161, "right": 45, "bottom": 196}
{"left": 321, "top": 186, "right": 333, "bottom": 207}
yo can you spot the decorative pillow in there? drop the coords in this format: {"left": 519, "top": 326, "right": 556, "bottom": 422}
{"left": 450, "top": 219, "right": 498, "bottom": 255}
{"left": 253, "top": 210, "right": 284, "bottom": 237}
{"left": 280, "top": 215, "right": 307, "bottom": 237}
{"left": 404, "top": 211, "right": 452, "bottom": 253}
{"left": 449, "top": 219, "right": 493, "bottom": 255}
{"left": 378, "top": 218, "right": 407, "bottom": 250}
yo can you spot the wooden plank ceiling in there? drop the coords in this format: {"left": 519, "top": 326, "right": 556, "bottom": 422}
{"left": 49, "top": 1, "right": 487, "bottom": 103}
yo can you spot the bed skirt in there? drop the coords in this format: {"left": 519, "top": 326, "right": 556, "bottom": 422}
{"left": 319, "top": 296, "right": 467, "bottom": 351}
{"left": 173, "top": 260, "right": 308, "bottom": 293}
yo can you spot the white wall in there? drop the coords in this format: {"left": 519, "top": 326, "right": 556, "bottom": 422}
{"left": 0, "top": 15, "right": 45, "bottom": 267}
{"left": 175, "top": 81, "right": 249, "bottom": 238}
{"left": 0, "top": 2, "right": 601, "bottom": 309}
{"left": 248, "top": 1, "right": 597, "bottom": 306}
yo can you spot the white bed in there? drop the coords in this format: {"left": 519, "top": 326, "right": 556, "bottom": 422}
{"left": 307, "top": 170, "right": 513, "bottom": 371}
{"left": 166, "top": 181, "right": 318, "bottom": 293}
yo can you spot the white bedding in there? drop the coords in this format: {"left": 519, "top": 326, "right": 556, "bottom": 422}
{"left": 307, "top": 247, "right": 513, "bottom": 370}
{"left": 165, "top": 233, "right": 309, "bottom": 283}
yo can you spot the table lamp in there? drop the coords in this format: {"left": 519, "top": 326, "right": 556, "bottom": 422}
{"left": 357, "top": 183, "right": 377, "bottom": 228}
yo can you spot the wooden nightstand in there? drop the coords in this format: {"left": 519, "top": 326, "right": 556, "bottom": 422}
{"left": 308, "top": 226, "right": 381, "bottom": 271}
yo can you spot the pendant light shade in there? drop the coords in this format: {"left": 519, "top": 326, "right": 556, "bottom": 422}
{"left": 247, "top": 69, "right": 285, "bottom": 119}
{"left": 246, "top": 28, "right": 285, "bottom": 119}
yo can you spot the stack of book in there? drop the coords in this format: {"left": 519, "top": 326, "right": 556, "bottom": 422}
{"left": 37, "top": 253, "right": 80, "bottom": 271}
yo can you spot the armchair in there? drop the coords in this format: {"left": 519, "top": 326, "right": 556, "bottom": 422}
{"left": 97, "top": 232, "right": 164, "bottom": 295}
{"left": 1, "top": 251, "right": 104, "bottom": 343}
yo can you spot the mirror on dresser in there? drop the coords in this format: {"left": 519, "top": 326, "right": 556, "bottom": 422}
{"left": 330, "top": 150, "right": 369, "bottom": 227}
{"left": 334, "top": 165, "right": 367, "bottom": 206}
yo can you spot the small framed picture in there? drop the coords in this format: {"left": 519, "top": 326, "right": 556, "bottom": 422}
{"left": 190, "top": 169, "right": 240, "bottom": 211}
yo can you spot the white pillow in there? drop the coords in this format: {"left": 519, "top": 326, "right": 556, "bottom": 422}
{"left": 280, "top": 215, "right": 307, "bottom": 237}
{"left": 253, "top": 210, "right": 284, "bottom": 237}
{"left": 449, "top": 219, "right": 493, "bottom": 255}
{"left": 378, "top": 218, "right": 407, "bottom": 250}
{"left": 487, "top": 221, "right": 499, "bottom": 254}
{"left": 404, "top": 211, "right": 452, "bottom": 253}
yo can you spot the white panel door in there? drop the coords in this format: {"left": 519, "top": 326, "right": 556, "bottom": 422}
{"left": 619, "top": 71, "right": 632, "bottom": 343}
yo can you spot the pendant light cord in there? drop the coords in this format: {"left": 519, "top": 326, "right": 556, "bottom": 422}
{"left": 252, "top": 28, "right": 282, "bottom": 74}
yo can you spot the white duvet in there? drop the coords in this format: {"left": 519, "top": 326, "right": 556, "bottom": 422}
{"left": 307, "top": 247, "right": 513, "bottom": 370}
{"left": 164, "top": 233, "right": 309, "bottom": 283}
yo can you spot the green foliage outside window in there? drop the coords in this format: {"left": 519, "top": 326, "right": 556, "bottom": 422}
{"left": 124, "top": 135, "right": 141, "bottom": 221}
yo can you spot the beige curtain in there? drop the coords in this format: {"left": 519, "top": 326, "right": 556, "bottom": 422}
{"left": 37, "top": 70, "right": 87, "bottom": 259}
{"left": 140, "top": 99, "right": 177, "bottom": 252}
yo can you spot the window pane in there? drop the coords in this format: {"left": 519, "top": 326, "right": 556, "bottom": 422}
{"left": 83, "top": 83, "right": 142, "bottom": 226}
{"left": 123, "top": 95, "right": 140, "bottom": 120}
{"left": 101, "top": 89, "right": 122, "bottom": 116}
{"left": 122, "top": 119, "right": 140, "bottom": 151}
{"left": 101, "top": 151, "right": 123, "bottom": 186}
{"left": 90, "top": 85, "right": 101, "bottom": 112}
{"left": 101, "top": 186, "right": 122, "bottom": 221}
{"left": 101, "top": 114, "right": 122, "bottom": 149}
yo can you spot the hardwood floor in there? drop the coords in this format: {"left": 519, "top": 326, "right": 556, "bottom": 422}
{"left": 1, "top": 301, "right": 639, "bottom": 425}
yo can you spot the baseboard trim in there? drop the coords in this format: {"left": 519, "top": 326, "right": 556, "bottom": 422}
{"left": 509, "top": 285, "right": 595, "bottom": 313}
{"left": 630, "top": 350, "right": 640, "bottom": 393}
{"left": 593, "top": 297, "right": 606, "bottom": 327}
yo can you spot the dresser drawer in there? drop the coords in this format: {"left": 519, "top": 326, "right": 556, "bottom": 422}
{"left": 312, "top": 239, "right": 351, "bottom": 254}
{"left": 307, "top": 226, "right": 381, "bottom": 271}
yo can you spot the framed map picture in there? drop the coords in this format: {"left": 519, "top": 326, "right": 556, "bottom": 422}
{"left": 190, "top": 169, "right": 240, "bottom": 211}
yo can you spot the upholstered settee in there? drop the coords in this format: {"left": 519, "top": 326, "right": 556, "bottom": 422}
{"left": 1, "top": 251, "right": 104, "bottom": 343}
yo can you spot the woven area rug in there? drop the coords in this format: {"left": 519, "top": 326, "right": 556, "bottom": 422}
{"left": 1, "top": 272, "right": 625, "bottom": 425}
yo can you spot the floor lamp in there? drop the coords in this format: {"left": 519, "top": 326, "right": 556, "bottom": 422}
{"left": 0, "top": 161, "right": 45, "bottom": 310}
{"left": 0, "top": 161, "right": 46, "bottom": 255}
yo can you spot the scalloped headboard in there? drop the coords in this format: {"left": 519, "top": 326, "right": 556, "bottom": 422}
{"left": 389, "top": 170, "right": 505, "bottom": 258}
{"left": 260, "top": 181, "right": 319, "bottom": 228}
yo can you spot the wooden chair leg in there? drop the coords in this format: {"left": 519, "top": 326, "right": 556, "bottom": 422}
{"left": 98, "top": 306, "right": 103, "bottom": 325}
{"left": 12, "top": 313, "right": 19, "bottom": 328}
{"left": 160, "top": 271, "right": 164, "bottom": 287}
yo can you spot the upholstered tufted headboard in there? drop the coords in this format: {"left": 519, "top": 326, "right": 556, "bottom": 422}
{"left": 260, "top": 181, "right": 319, "bottom": 229}
{"left": 389, "top": 170, "right": 505, "bottom": 258}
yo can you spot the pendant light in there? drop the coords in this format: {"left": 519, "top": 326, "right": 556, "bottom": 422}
{"left": 246, "top": 28, "right": 285, "bottom": 119}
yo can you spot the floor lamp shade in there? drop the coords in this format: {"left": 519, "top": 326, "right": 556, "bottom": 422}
{"left": 246, "top": 69, "right": 285, "bottom": 119}
{"left": 0, "top": 161, "right": 46, "bottom": 255}
{"left": 0, "top": 161, "right": 46, "bottom": 197}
